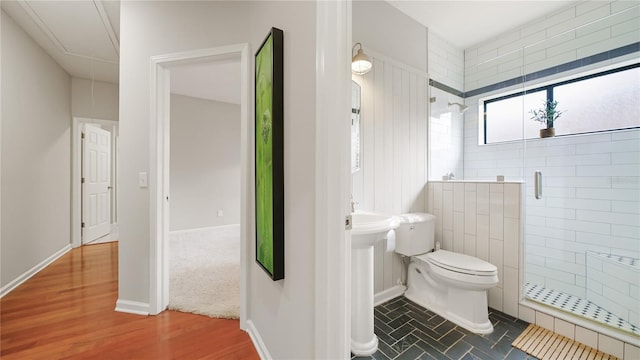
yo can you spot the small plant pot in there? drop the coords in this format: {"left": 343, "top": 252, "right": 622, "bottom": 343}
{"left": 540, "top": 128, "right": 555, "bottom": 138}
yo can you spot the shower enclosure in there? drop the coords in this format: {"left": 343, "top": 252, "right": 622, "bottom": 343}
{"left": 428, "top": 1, "right": 639, "bottom": 345}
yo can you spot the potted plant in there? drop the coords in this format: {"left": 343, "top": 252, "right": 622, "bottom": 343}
{"left": 530, "top": 99, "right": 563, "bottom": 138}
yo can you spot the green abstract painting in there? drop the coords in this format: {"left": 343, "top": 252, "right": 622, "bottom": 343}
{"left": 255, "top": 28, "right": 284, "bottom": 280}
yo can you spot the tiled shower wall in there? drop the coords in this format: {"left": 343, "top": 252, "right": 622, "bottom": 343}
{"left": 426, "top": 181, "right": 522, "bottom": 318}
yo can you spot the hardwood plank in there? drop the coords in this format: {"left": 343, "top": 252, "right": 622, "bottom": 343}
{"left": 1, "top": 242, "right": 258, "bottom": 359}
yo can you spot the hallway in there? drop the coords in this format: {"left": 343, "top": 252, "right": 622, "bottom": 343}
{"left": 0, "top": 242, "right": 258, "bottom": 359}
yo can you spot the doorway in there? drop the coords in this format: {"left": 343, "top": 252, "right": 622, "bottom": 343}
{"left": 167, "top": 59, "right": 242, "bottom": 318}
{"left": 72, "top": 118, "right": 119, "bottom": 248}
{"left": 148, "top": 45, "right": 250, "bottom": 328}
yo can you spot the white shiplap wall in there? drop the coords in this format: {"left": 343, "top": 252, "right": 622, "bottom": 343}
{"left": 352, "top": 53, "right": 429, "bottom": 294}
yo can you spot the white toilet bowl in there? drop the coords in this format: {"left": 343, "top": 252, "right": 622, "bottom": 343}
{"left": 404, "top": 250, "right": 498, "bottom": 334}
{"left": 395, "top": 213, "right": 499, "bottom": 334}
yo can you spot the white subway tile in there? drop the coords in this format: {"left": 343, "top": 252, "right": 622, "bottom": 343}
{"left": 575, "top": 326, "right": 598, "bottom": 349}
{"left": 611, "top": 130, "right": 640, "bottom": 141}
{"left": 612, "top": 224, "right": 640, "bottom": 239}
{"left": 577, "top": 164, "right": 640, "bottom": 177}
{"left": 612, "top": 17, "right": 640, "bottom": 37}
{"left": 503, "top": 266, "right": 519, "bottom": 318}
{"left": 577, "top": 209, "right": 640, "bottom": 226}
{"left": 578, "top": 232, "right": 638, "bottom": 252}
{"left": 464, "top": 234, "right": 476, "bottom": 257}
{"left": 434, "top": 208, "right": 443, "bottom": 243}
{"left": 546, "top": 176, "right": 612, "bottom": 189}
{"left": 443, "top": 230, "right": 453, "bottom": 251}
{"left": 518, "top": 305, "right": 536, "bottom": 323}
{"left": 576, "top": 139, "right": 639, "bottom": 154}
{"left": 611, "top": 201, "right": 640, "bottom": 214}
{"left": 535, "top": 311, "right": 555, "bottom": 331}
{"left": 443, "top": 190, "right": 453, "bottom": 230}
{"left": 625, "top": 343, "right": 640, "bottom": 360}
{"left": 433, "top": 183, "right": 443, "bottom": 209}
{"left": 489, "top": 287, "right": 503, "bottom": 311}
{"left": 453, "top": 183, "right": 465, "bottom": 212}
{"left": 526, "top": 224, "right": 576, "bottom": 241}
{"left": 578, "top": 31, "right": 639, "bottom": 58}
{"left": 576, "top": 189, "right": 640, "bottom": 200}
{"left": 527, "top": 206, "right": 576, "bottom": 220}
{"left": 477, "top": 184, "right": 490, "bottom": 215}
{"left": 612, "top": 152, "right": 640, "bottom": 164}
{"left": 490, "top": 191, "right": 504, "bottom": 240}
{"left": 546, "top": 197, "right": 611, "bottom": 211}
{"left": 477, "top": 215, "right": 490, "bottom": 261}
{"left": 453, "top": 213, "right": 464, "bottom": 253}
{"left": 503, "top": 218, "right": 520, "bottom": 269}
{"left": 611, "top": 176, "right": 639, "bottom": 189}
{"left": 546, "top": 153, "right": 611, "bottom": 167}
{"left": 554, "top": 318, "right": 575, "bottom": 340}
{"left": 464, "top": 192, "right": 477, "bottom": 235}
{"left": 546, "top": 218, "right": 611, "bottom": 235}
{"left": 598, "top": 334, "right": 624, "bottom": 359}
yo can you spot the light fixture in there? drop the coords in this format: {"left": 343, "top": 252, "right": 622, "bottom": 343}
{"left": 351, "top": 43, "right": 372, "bottom": 75}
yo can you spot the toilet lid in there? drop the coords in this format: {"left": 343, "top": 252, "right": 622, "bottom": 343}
{"left": 420, "top": 250, "right": 497, "bottom": 276}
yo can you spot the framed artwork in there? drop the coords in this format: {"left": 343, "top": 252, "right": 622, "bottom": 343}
{"left": 255, "top": 27, "right": 284, "bottom": 280}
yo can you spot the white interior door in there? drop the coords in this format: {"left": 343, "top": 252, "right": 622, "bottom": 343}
{"left": 83, "top": 124, "right": 112, "bottom": 244}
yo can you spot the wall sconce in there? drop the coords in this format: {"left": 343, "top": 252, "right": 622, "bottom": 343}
{"left": 351, "top": 43, "right": 372, "bottom": 75}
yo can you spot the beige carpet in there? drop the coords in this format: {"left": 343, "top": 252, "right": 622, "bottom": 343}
{"left": 168, "top": 225, "right": 240, "bottom": 319}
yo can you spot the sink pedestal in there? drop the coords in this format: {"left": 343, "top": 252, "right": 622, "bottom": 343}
{"left": 349, "top": 212, "right": 399, "bottom": 356}
{"left": 351, "top": 245, "right": 377, "bottom": 355}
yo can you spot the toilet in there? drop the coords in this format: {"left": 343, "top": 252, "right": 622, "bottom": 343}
{"left": 395, "top": 213, "right": 499, "bottom": 334}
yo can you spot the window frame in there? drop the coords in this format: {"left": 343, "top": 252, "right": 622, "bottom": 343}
{"left": 482, "top": 62, "right": 640, "bottom": 145}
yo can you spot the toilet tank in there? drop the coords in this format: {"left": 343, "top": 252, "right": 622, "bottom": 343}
{"left": 395, "top": 213, "right": 436, "bottom": 256}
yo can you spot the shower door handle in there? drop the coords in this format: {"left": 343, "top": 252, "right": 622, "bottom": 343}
{"left": 534, "top": 171, "right": 542, "bottom": 199}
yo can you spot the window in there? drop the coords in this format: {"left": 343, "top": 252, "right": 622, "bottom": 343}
{"left": 481, "top": 63, "right": 640, "bottom": 144}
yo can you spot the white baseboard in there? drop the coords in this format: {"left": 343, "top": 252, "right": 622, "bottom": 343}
{"left": 0, "top": 244, "right": 71, "bottom": 298}
{"left": 115, "top": 299, "right": 150, "bottom": 316}
{"left": 246, "top": 320, "right": 272, "bottom": 360}
{"left": 170, "top": 223, "right": 240, "bottom": 235}
{"left": 374, "top": 285, "right": 407, "bottom": 306}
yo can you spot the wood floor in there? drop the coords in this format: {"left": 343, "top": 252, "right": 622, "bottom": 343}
{"left": 1, "top": 242, "right": 259, "bottom": 359}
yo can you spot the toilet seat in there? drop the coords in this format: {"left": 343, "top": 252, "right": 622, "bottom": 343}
{"left": 416, "top": 250, "right": 497, "bottom": 276}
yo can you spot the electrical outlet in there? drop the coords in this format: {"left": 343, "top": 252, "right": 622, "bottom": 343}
{"left": 217, "top": 210, "right": 224, "bottom": 217}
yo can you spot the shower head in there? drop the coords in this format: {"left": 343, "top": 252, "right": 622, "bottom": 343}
{"left": 448, "top": 102, "right": 469, "bottom": 113}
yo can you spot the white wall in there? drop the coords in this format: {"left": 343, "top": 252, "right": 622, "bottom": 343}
{"left": 170, "top": 94, "right": 240, "bottom": 231}
{"left": 118, "top": 2, "right": 317, "bottom": 358}
{"left": 1, "top": 10, "right": 71, "bottom": 288}
{"left": 353, "top": 1, "right": 427, "bottom": 73}
{"left": 71, "top": 78, "right": 119, "bottom": 121}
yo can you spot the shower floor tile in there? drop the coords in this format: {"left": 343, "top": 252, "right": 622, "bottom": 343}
{"left": 525, "top": 283, "right": 640, "bottom": 336}
{"left": 351, "top": 296, "right": 536, "bottom": 360}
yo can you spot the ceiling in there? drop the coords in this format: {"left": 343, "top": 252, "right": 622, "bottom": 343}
{"left": 2, "top": 0, "right": 579, "bottom": 102}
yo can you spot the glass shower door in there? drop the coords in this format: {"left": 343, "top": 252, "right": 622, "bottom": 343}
{"left": 521, "top": 59, "right": 640, "bottom": 336}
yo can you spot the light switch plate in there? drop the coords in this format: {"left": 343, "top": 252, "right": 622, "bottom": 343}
{"left": 139, "top": 172, "right": 148, "bottom": 188}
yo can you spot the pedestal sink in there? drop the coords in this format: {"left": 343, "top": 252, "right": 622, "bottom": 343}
{"left": 350, "top": 212, "right": 400, "bottom": 356}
